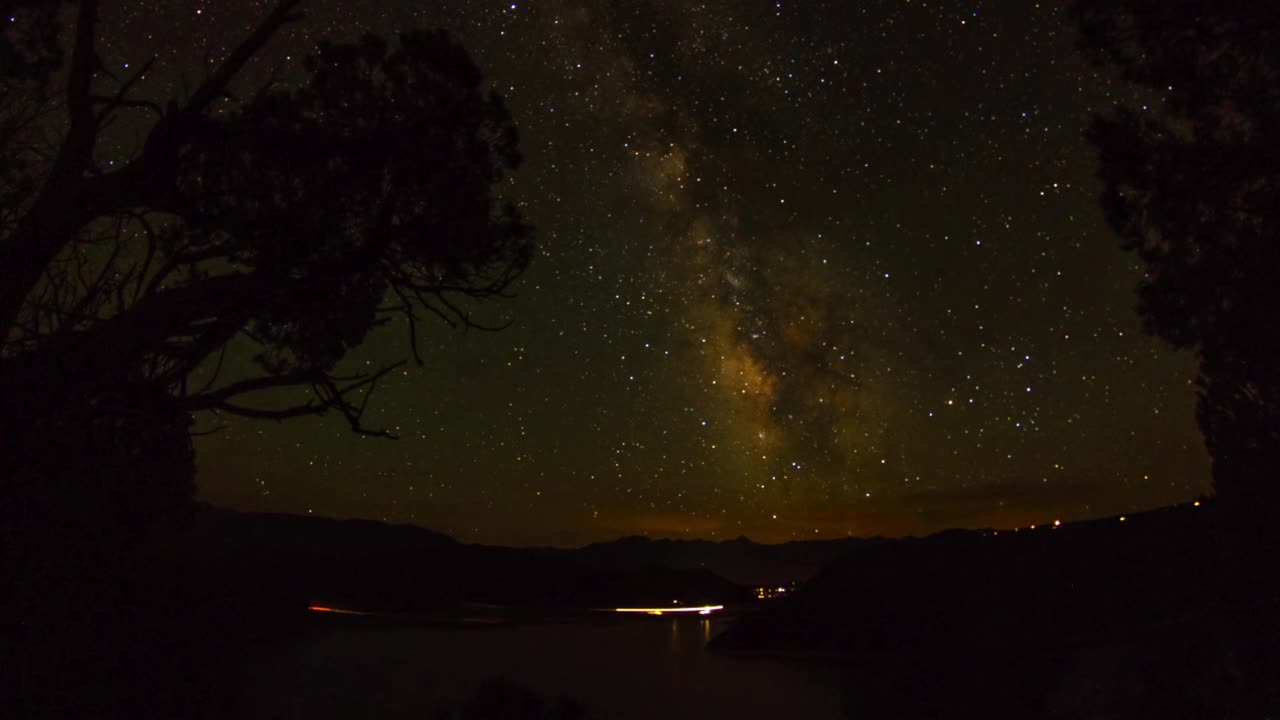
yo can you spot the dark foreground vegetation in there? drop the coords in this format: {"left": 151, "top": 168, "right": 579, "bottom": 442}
{"left": 7, "top": 503, "right": 747, "bottom": 717}
{"left": 13, "top": 499, "right": 1276, "bottom": 718}
{"left": 1, "top": 1, "right": 540, "bottom": 714}
{"left": 712, "top": 502, "right": 1280, "bottom": 718}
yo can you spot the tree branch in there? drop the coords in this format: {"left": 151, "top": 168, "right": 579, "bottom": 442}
{"left": 191, "top": 340, "right": 230, "bottom": 396}
{"left": 185, "top": 361, "right": 405, "bottom": 439}
{"left": 313, "top": 361, "right": 405, "bottom": 438}
{"left": 64, "top": 0, "right": 100, "bottom": 170}
{"left": 93, "top": 56, "right": 158, "bottom": 126}
{"left": 129, "top": 212, "right": 160, "bottom": 303}
{"left": 183, "top": 370, "right": 320, "bottom": 409}
{"left": 432, "top": 289, "right": 513, "bottom": 333}
{"left": 181, "top": 0, "right": 305, "bottom": 120}
{"left": 206, "top": 400, "right": 325, "bottom": 422}
{"left": 388, "top": 287, "right": 426, "bottom": 365}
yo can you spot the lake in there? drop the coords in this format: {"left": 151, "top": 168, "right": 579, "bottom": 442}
{"left": 238, "top": 617, "right": 849, "bottom": 719}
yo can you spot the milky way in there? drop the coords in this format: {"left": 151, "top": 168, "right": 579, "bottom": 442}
{"left": 105, "top": 0, "right": 1210, "bottom": 544}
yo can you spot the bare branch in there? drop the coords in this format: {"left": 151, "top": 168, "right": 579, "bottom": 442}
{"left": 205, "top": 400, "right": 325, "bottom": 421}
{"left": 181, "top": 0, "right": 305, "bottom": 120}
{"left": 183, "top": 370, "right": 320, "bottom": 409}
{"left": 62, "top": 236, "right": 123, "bottom": 331}
{"left": 93, "top": 56, "right": 158, "bottom": 126}
{"left": 185, "top": 360, "right": 405, "bottom": 439}
{"left": 314, "top": 361, "right": 405, "bottom": 438}
{"left": 432, "top": 290, "right": 513, "bottom": 333}
{"left": 389, "top": 287, "right": 426, "bottom": 365}
{"left": 92, "top": 96, "right": 164, "bottom": 120}
{"left": 190, "top": 424, "right": 229, "bottom": 438}
{"left": 129, "top": 212, "right": 160, "bottom": 302}
{"left": 191, "top": 341, "right": 231, "bottom": 396}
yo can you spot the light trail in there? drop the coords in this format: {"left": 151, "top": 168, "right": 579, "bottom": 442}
{"left": 613, "top": 605, "right": 724, "bottom": 616}
{"left": 307, "top": 604, "right": 370, "bottom": 615}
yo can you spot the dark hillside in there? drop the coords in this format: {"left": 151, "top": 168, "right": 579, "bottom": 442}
{"left": 537, "top": 534, "right": 881, "bottom": 586}
{"left": 177, "top": 506, "right": 749, "bottom": 614}
{"left": 710, "top": 503, "right": 1279, "bottom": 717}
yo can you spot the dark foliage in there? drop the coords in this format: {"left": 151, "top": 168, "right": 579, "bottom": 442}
{"left": 1, "top": 0, "right": 529, "bottom": 553}
{"left": 713, "top": 507, "right": 1279, "bottom": 718}
{"left": 0, "top": 2, "right": 61, "bottom": 234}
{"left": 1, "top": 2, "right": 530, "bottom": 716}
{"left": 1071, "top": 0, "right": 1280, "bottom": 513}
{"left": 2, "top": 3, "right": 531, "bottom": 422}
{"left": 460, "top": 677, "right": 584, "bottom": 720}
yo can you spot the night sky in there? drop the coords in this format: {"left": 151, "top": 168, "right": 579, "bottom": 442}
{"left": 101, "top": 0, "right": 1209, "bottom": 545}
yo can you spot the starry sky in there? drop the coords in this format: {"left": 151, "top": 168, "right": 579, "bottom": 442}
{"left": 99, "top": 0, "right": 1210, "bottom": 546}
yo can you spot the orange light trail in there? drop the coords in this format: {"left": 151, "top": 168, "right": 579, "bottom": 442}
{"left": 307, "top": 604, "right": 370, "bottom": 615}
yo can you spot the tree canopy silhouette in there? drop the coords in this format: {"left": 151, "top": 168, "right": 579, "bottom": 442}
{"left": 3, "top": 8, "right": 531, "bottom": 712}
{"left": 1, "top": 0, "right": 530, "bottom": 546}
{"left": 1073, "top": 1, "right": 1280, "bottom": 511}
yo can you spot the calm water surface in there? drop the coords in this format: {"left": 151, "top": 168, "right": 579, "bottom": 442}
{"left": 241, "top": 618, "right": 848, "bottom": 719}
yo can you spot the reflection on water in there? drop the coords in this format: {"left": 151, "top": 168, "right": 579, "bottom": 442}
{"left": 241, "top": 618, "right": 846, "bottom": 719}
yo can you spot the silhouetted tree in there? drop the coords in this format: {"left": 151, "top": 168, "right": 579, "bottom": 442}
{"left": 1, "top": 0, "right": 530, "bottom": 534}
{"left": 2, "top": 4, "right": 530, "bottom": 714}
{"left": 1073, "top": 1, "right": 1280, "bottom": 516}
